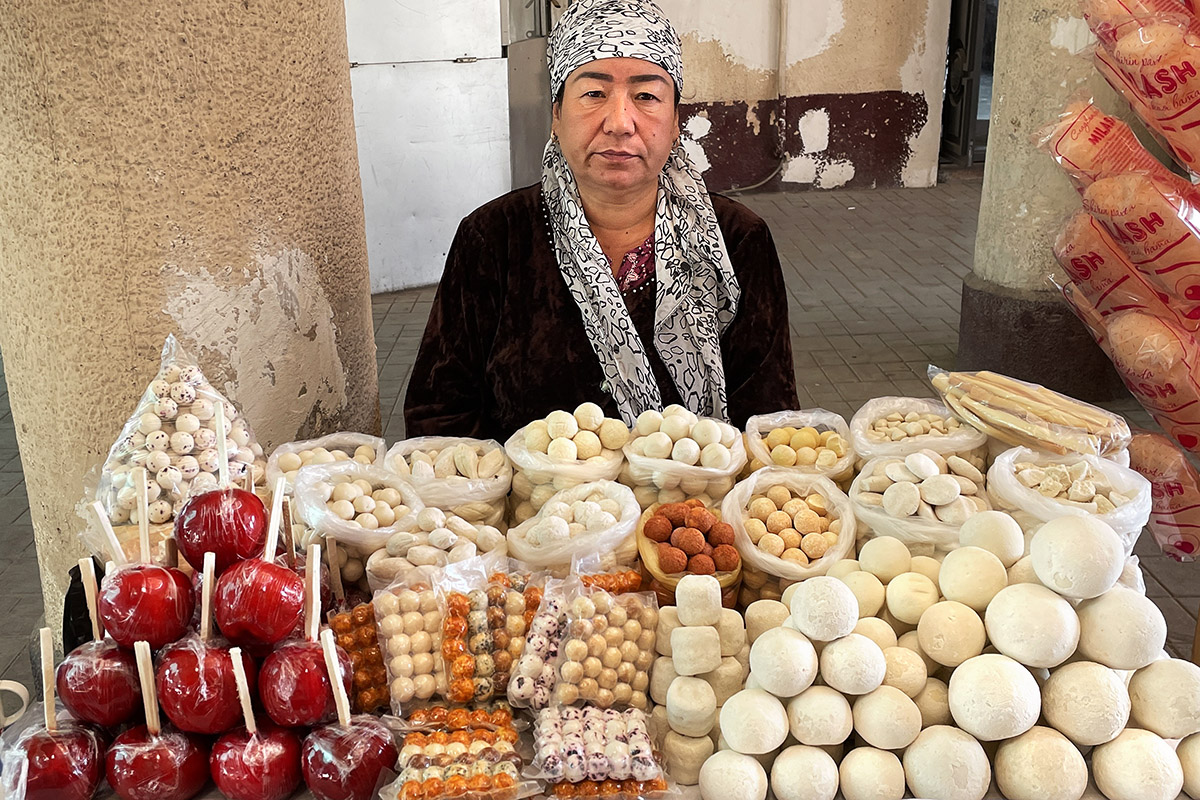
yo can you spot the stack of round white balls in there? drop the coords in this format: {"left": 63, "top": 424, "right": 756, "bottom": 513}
{"left": 276, "top": 444, "right": 376, "bottom": 482}
{"left": 515, "top": 490, "right": 624, "bottom": 548}
{"left": 524, "top": 403, "right": 630, "bottom": 463}
{"left": 317, "top": 475, "right": 412, "bottom": 531}
{"left": 624, "top": 405, "right": 741, "bottom": 507}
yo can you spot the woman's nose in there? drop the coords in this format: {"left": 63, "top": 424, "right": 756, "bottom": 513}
{"left": 603, "top": 94, "right": 635, "bottom": 135}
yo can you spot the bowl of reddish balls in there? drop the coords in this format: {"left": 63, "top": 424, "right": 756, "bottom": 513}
{"left": 636, "top": 500, "right": 741, "bottom": 608}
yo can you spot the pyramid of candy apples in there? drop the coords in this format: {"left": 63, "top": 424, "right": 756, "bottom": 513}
{"left": 94, "top": 335, "right": 267, "bottom": 551}
{"left": 10, "top": 448, "right": 396, "bottom": 800}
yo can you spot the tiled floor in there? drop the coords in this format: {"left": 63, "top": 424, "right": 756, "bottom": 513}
{"left": 2, "top": 168, "right": 1197, "bottom": 710}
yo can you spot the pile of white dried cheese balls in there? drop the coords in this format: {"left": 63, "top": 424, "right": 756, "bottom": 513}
{"left": 276, "top": 444, "right": 377, "bottom": 482}
{"left": 524, "top": 403, "right": 630, "bottom": 463}
{"left": 865, "top": 411, "right": 963, "bottom": 443}
{"left": 392, "top": 442, "right": 510, "bottom": 482}
{"left": 314, "top": 475, "right": 412, "bottom": 530}
{"left": 514, "top": 490, "right": 625, "bottom": 548}
{"left": 856, "top": 451, "right": 988, "bottom": 525}
{"left": 623, "top": 405, "right": 740, "bottom": 508}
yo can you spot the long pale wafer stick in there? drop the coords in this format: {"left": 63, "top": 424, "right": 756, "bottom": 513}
{"left": 975, "top": 371, "right": 1116, "bottom": 429}
{"left": 264, "top": 476, "right": 286, "bottom": 562}
{"left": 91, "top": 501, "right": 128, "bottom": 568}
{"left": 320, "top": 628, "right": 351, "bottom": 727}
{"left": 230, "top": 647, "right": 256, "bottom": 736}
{"left": 214, "top": 402, "right": 230, "bottom": 489}
{"left": 135, "top": 467, "right": 150, "bottom": 564}
{"left": 40, "top": 628, "right": 55, "bottom": 732}
{"left": 943, "top": 393, "right": 1018, "bottom": 446}
{"left": 79, "top": 558, "right": 102, "bottom": 640}
{"left": 200, "top": 552, "right": 216, "bottom": 642}
{"left": 327, "top": 536, "right": 345, "bottom": 605}
{"left": 956, "top": 393, "right": 1100, "bottom": 454}
{"left": 134, "top": 641, "right": 161, "bottom": 736}
{"left": 306, "top": 543, "right": 322, "bottom": 643}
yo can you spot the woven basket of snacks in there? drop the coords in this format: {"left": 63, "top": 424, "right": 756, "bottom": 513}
{"left": 636, "top": 500, "right": 741, "bottom": 608}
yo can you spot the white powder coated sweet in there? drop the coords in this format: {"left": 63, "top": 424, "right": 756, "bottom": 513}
{"left": 656, "top": 606, "right": 681, "bottom": 655}
{"left": 789, "top": 576, "right": 859, "bottom": 641}
{"left": 959, "top": 510, "right": 1025, "bottom": 567}
{"left": 1041, "top": 660, "right": 1130, "bottom": 746}
{"left": 819, "top": 634, "right": 886, "bottom": 695}
{"left": 676, "top": 574, "right": 723, "bottom": 626}
{"left": 882, "top": 646, "right": 927, "bottom": 697}
{"left": 937, "top": 546, "right": 1007, "bottom": 612}
{"left": 701, "top": 656, "right": 746, "bottom": 705}
{"left": 698, "top": 749, "right": 767, "bottom": 800}
{"left": 903, "top": 725, "right": 990, "bottom": 800}
{"left": 839, "top": 747, "right": 904, "bottom": 800}
{"left": 650, "top": 656, "right": 678, "bottom": 705}
{"left": 1030, "top": 516, "right": 1124, "bottom": 599}
{"left": 1092, "top": 728, "right": 1184, "bottom": 800}
{"left": 786, "top": 685, "right": 853, "bottom": 746}
{"left": 1076, "top": 586, "right": 1167, "bottom": 670}
{"left": 716, "top": 608, "right": 747, "bottom": 656}
{"left": 1178, "top": 733, "right": 1200, "bottom": 800}
{"left": 748, "top": 626, "right": 817, "bottom": 698}
{"left": 948, "top": 654, "right": 1041, "bottom": 741}
{"left": 995, "top": 726, "right": 1088, "bottom": 800}
{"left": 667, "top": 676, "right": 718, "bottom": 737}
{"left": 840, "top": 571, "right": 885, "bottom": 618}
{"left": 744, "top": 600, "right": 790, "bottom": 643}
{"left": 984, "top": 583, "right": 1080, "bottom": 668}
{"left": 664, "top": 730, "right": 714, "bottom": 786}
{"left": 1128, "top": 657, "right": 1200, "bottom": 739}
{"left": 719, "top": 689, "right": 790, "bottom": 754}
{"left": 858, "top": 536, "right": 911, "bottom": 583}
{"left": 884, "top": 572, "right": 939, "bottom": 624}
{"left": 853, "top": 617, "right": 898, "bottom": 652}
{"left": 826, "top": 559, "right": 861, "bottom": 580}
{"left": 913, "top": 677, "right": 952, "bottom": 728}
{"left": 916, "top": 601, "right": 985, "bottom": 667}
{"left": 672, "top": 626, "right": 723, "bottom": 676}
{"left": 770, "top": 745, "right": 839, "bottom": 800}
{"left": 852, "top": 685, "right": 922, "bottom": 750}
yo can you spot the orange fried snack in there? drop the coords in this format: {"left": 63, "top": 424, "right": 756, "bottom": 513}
{"left": 1053, "top": 210, "right": 1175, "bottom": 316}
{"left": 1043, "top": 100, "right": 1174, "bottom": 187}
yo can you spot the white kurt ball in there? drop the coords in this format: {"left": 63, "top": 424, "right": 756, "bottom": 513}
{"left": 1092, "top": 728, "right": 1184, "bottom": 800}
{"left": 1128, "top": 657, "right": 1200, "bottom": 739}
{"left": 903, "top": 726, "right": 990, "bottom": 800}
{"left": 858, "top": 536, "right": 911, "bottom": 583}
{"left": 840, "top": 747, "right": 904, "bottom": 800}
{"left": 1075, "top": 586, "right": 1167, "bottom": 669}
{"left": 819, "top": 634, "right": 885, "bottom": 695}
{"left": 937, "top": 546, "right": 1007, "bottom": 612}
{"left": 958, "top": 510, "right": 1024, "bottom": 567}
{"left": 994, "top": 726, "right": 1088, "bottom": 800}
{"left": 786, "top": 686, "right": 852, "bottom": 746}
{"left": 948, "top": 654, "right": 1040, "bottom": 741}
{"left": 698, "top": 750, "right": 767, "bottom": 800}
{"left": 749, "top": 627, "right": 817, "bottom": 698}
{"left": 573, "top": 401, "right": 605, "bottom": 432}
{"left": 916, "top": 601, "right": 985, "bottom": 668}
{"left": 984, "top": 583, "right": 1079, "bottom": 668}
{"left": 789, "top": 576, "right": 859, "bottom": 641}
{"left": 1178, "top": 733, "right": 1200, "bottom": 800}
{"left": 852, "top": 685, "right": 921, "bottom": 750}
{"left": 1041, "top": 660, "right": 1130, "bottom": 746}
{"left": 545, "top": 409, "right": 579, "bottom": 440}
{"left": 1030, "top": 516, "right": 1125, "bottom": 599}
{"left": 719, "top": 689, "right": 789, "bottom": 754}
{"left": 770, "top": 745, "right": 839, "bottom": 800}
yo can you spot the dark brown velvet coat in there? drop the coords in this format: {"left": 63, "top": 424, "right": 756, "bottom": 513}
{"left": 404, "top": 184, "right": 798, "bottom": 441}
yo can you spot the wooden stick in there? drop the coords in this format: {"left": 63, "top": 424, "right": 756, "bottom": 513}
{"left": 243, "top": 469, "right": 254, "bottom": 494}
{"left": 105, "top": 560, "right": 116, "bottom": 578}
{"left": 91, "top": 501, "right": 128, "bottom": 567}
{"left": 229, "top": 647, "right": 256, "bottom": 736}
{"left": 134, "top": 641, "right": 161, "bottom": 736}
{"left": 264, "top": 476, "right": 286, "bottom": 562}
{"left": 281, "top": 498, "right": 296, "bottom": 570}
{"left": 79, "top": 558, "right": 102, "bottom": 641}
{"left": 40, "top": 628, "right": 55, "bottom": 732}
{"left": 200, "top": 552, "right": 216, "bottom": 642}
{"left": 215, "top": 402, "right": 230, "bottom": 489}
{"left": 327, "top": 536, "right": 345, "bottom": 605}
{"left": 162, "top": 536, "right": 178, "bottom": 569}
{"left": 320, "top": 628, "right": 351, "bottom": 727}
{"left": 306, "top": 543, "right": 322, "bottom": 643}
{"left": 136, "top": 467, "right": 150, "bottom": 564}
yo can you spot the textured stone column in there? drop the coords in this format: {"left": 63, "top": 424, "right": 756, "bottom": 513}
{"left": 0, "top": 1, "right": 378, "bottom": 629}
{"left": 959, "top": 0, "right": 1132, "bottom": 398}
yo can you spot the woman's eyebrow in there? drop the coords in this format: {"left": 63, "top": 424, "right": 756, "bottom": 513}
{"left": 570, "top": 71, "right": 668, "bottom": 85}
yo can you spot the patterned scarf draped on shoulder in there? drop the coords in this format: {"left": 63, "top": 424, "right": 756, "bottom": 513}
{"left": 541, "top": 0, "right": 740, "bottom": 426}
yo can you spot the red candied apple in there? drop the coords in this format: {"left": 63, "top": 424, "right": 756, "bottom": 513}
{"left": 156, "top": 634, "right": 257, "bottom": 734}
{"left": 56, "top": 639, "right": 142, "bottom": 728}
{"left": 211, "top": 721, "right": 303, "bottom": 800}
{"left": 301, "top": 715, "right": 397, "bottom": 800}
{"left": 106, "top": 726, "right": 210, "bottom": 800}
{"left": 14, "top": 723, "right": 103, "bottom": 800}
{"left": 98, "top": 564, "right": 195, "bottom": 649}
{"left": 174, "top": 487, "right": 268, "bottom": 574}
{"left": 213, "top": 558, "right": 305, "bottom": 647}
{"left": 260, "top": 640, "right": 352, "bottom": 727}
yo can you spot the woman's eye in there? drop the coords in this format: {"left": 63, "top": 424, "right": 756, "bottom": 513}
{"left": 636, "top": 93, "right": 661, "bottom": 102}
{"left": 583, "top": 90, "right": 605, "bottom": 98}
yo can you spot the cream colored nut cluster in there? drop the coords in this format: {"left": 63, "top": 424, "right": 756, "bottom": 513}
{"left": 1013, "top": 459, "right": 1130, "bottom": 513}
{"left": 108, "top": 364, "right": 265, "bottom": 525}
{"left": 655, "top": 576, "right": 750, "bottom": 785}
{"left": 737, "top": 566, "right": 794, "bottom": 608}
{"left": 744, "top": 485, "right": 842, "bottom": 567}
{"left": 525, "top": 403, "right": 630, "bottom": 463}
{"left": 393, "top": 442, "right": 509, "bottom": 482}
{"left": 514, "top": 490, "right": 624, "bottom": 548}
{"left": 315, "top": 476, "right": 412, "bottom": 531}
{"left": 756, "top": 426, "right": 847, "bottom": 471}
{"left": 553, "top": 590, "right": 657, "bottom": 710}
{"left": 865, "top": 410, "right": 963, "bottom": 442}
{"left": 276, "top": 445, "right": 376, "bottom": 482}
{"left": 629, "top": 405, "right": 738, "bottom": 468}
{"left": 857, "top": 450, "right": 987, "bottom": 524}
{"left": 375, "top": 585, "right": 445, "bottom": 704}
{"left": 369, "top": 508, "right": 504, "bottom": 581}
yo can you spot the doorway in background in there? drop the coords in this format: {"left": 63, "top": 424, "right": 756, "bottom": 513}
{"left": 942, "top": 0, "right": 999, "bottom": 167}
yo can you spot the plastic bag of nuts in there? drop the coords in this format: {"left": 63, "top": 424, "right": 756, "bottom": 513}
{"left": 373, "top": 565, "right": 448, "bottom": 713}
{"left": 849, "top": 397, "right": 987, "bottom": 461}
{"left": 549, "top": 584, "right": 658, "bottom": 711}
{"left": 385, "top": 436, "right": 513, "bottom": 528}
{"left": 987, "top": 445, "right": 1151, "bottom": 551}
{"left": 267, "top": 433, "right": 386, "bottom": 494}
{"left": 721, "top": 467, "right": 857, "bottom": 582}
{"left": 742, "top": 409, "right": 855, "bottom": 481}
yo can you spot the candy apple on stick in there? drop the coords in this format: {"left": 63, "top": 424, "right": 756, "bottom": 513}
{"left": 214, "top": 477, "right": 305, "bottom": 647}
{"left": 106, "top": 641, "right": 209, "bottom": 800}
{"left": 174, "top": 402, "right": 267, "bottom": 574}
{"left": 56, "top": 557, "right": 142, "bottom": 728}
{"left": 156, "top": 552, "right": 256, "bottom": 734}
{"left": 8, "top": 628, "right": 103, "bottom": 800}
{"left": 260, "top": 543, "right": 352, "bottom": 727}
{"left": 210, "top": 647, "right": 303, "bottom": 800}
{"left": 97, "top": 472, "right": 194, "bottom": 649}
{"left": 301, "top": 628, "right": 398, "bottom": 800}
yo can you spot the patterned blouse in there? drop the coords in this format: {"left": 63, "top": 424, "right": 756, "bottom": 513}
{"left": 614, "top": 235, "right": 655, "bottom": 293}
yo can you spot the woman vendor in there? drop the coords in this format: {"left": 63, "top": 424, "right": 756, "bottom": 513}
{"left": 404, "top": 0, "right": 798, "bottom": 440}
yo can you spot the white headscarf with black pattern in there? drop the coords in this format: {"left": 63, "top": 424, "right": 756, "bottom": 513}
{"left": 542, "top": 0, "right": 740, "bottom": 426}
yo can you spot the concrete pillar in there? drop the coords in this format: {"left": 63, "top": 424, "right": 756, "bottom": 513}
{"left": 958, "top": 0, "right": 1135, "bottom": 398}
{"left": 0, "top": 1, "right": 378, "bottom": 630}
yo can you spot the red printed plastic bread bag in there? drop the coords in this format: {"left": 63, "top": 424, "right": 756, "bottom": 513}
{"left": 1081, "top": 171, "right": 1200, "bottom": 325}
{"left": 1041, "top": 99, "right": 1177, "bottom": 187}
{"left": 1053, "top": 210, "right": 1178, "bottom": 316}
{"left": 1128, "top": 430, "right": 1200, "bottom": 559}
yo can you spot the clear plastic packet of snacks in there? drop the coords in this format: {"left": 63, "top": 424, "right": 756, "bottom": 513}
{"left": 386, "top": 436, "right": 513, "bottom": 527}
{"left": 508, "top": 577, "right": 574, "bottom": 711}
{"left": 1128, "top": 430, "right": 1200, "bottom": 560}
{"left": 267, "top": 433, "right": 385, "bottom": 494}
{"left": 373, "top": 564, "right": 448, "bottom": 714}
{"left": 548, "top": 583, "right": 657, "bottom": 711}
{"left": 849, "top": 396, "right": 988, "bottom": 461}
{"left": 89, "top": 334, "right": 267, "bottom": 560}
{"left": 530, "top": 706, "right": 667, "bottom": 790}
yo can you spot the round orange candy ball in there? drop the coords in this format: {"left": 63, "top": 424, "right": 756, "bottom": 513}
{"left": 688, "top": 554, "right": 717, "bottom": 575}
{"left": 657, "top": 543, "right": 689, "bottom": 574}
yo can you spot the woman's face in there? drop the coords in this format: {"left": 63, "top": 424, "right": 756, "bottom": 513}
{"left": 552, "top": 57, "right": 679, "bottom": 200}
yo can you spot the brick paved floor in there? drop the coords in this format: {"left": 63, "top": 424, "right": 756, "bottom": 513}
{"left": 2, "top": 169, "right": 1196, "bottom": 709}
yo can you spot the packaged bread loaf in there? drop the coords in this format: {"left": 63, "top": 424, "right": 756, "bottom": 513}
{"left": 741, "top": 409, "right": 854, "bottom": 481}
{"left": 385, "top": 436, "right": 512, "bottom": 528}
